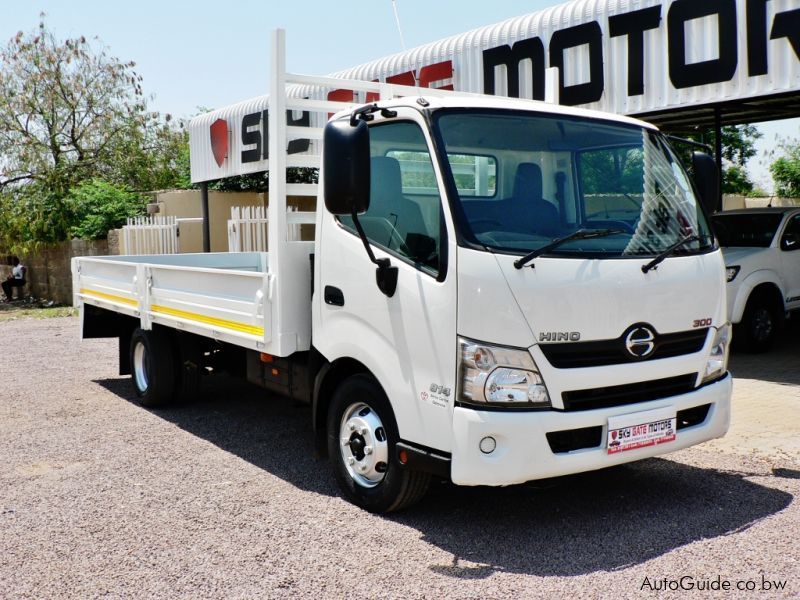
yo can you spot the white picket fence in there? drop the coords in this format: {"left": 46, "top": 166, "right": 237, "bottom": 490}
{"left": 121, "top": 207, "right": 315, "bottom": 255}
{"left": 122, "top": 216, "right": 179, "bottom": 255}
{"left": 227, "top": 206, "right": 312, "bottom": 252}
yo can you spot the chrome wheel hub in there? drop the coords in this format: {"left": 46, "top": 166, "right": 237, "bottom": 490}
{"left": 339, "top": 402, "right": 389, "bottom": 488}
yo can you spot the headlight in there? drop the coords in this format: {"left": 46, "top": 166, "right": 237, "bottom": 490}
{"left": 725, "top": 266, "right": 740, "bottom": 282}
{"left": 459, "top": 338, "right": 551, "bottom": 408}
{"left": 702, "top": 323, "right": 731, "bottom": 384}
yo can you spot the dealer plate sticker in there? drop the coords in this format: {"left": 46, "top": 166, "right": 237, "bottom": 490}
{"left": 607, "top": 408, "right": 676, "bottom": 454}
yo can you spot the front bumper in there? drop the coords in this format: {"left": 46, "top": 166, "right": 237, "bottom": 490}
{"left": 450, "top": 374, "right": 732, "bottom": 486}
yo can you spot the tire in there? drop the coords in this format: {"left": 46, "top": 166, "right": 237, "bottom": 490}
{"left": 736, "top": 294, "right": 782, "bottom": 353}
{"left": 129, "top": 328, "right": 177, "bottom": 407}
{"left": 327, "top": 374, "right": 430, "bottom": 513}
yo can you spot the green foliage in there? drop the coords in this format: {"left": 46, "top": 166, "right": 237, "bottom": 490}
{"left": 672, "top": 125, "right": 762, "bottom": 194}
{"left": 770, "top": 142, "right": 800, "bottom": 198}
{"left": 0, "top": 184, "right": 71, "bottom": 252}
{"left": 581, "top": 147, "right": 644, "bottom": 194}
{"left": 66, "top": 179, "right": 145, "bottom": 239}
{"left": 0, "top": 17, "right": 191, "bottom": 250}
{"left": 209, "top": 167, "right": 318, "bottom": 192}
{"left": 722, "top": 164, "right": 754, "bottom": 195}
{"left": 719, "top": 125, "right": 762, "bottom": 166}
{"left": 0, "top": 17, "right": 146, "bottom": 194}
{"left": 105, "top": 116, "right": 193, "bottom": 191}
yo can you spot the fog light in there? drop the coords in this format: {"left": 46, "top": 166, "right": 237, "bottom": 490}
{"left": 479, "top": 436, "right": 497, "bottom": 454}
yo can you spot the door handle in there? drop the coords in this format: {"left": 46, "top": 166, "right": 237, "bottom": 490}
{"left": 324, "top": 285, "right": 345, "bottom": 306}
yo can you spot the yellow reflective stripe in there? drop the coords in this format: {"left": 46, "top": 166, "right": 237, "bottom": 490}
{"left": 151, "top": 304, "right": 264, "bottom": 337}
{"left": 80, "top": 288, "right": 138, "bottom": 307}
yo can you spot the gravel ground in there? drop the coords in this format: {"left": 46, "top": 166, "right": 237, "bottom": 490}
{"left": 1, "top": 316, "right": 798, "bottom": 599}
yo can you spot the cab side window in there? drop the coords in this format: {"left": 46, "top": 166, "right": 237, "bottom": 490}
{"left": 781, "top": 214, "right": 800, "bottom": 251}
{"left": 340, "top": 121, "right": 442, "bottom": 274}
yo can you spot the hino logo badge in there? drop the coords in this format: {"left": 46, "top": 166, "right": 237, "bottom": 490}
{"left": 624, "top": 325, "right": 656, "bottom": 359}
{"left": 539, "top": 331, "right": 581, "bottom": 342}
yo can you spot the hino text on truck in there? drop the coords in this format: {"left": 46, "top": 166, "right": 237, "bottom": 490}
{"left": 72, "top": 30, "right": 732, "bottom": 512}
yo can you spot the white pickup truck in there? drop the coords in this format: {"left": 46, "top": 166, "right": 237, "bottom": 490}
{"left": 711, "top": 207, "right": 800, "bottom": 352}
{"left": 72, "top": 31, "right": 732, "bottom": 512}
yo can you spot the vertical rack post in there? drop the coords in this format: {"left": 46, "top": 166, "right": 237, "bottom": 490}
{"left": 267, "top": 28, "right": 293, "bottom": 354}
{"left": 200, "top": 182, "right": 211, "bottom": 252}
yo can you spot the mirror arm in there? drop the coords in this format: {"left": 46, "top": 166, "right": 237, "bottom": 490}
{"left": 349, "top": 207, "right": 398, "bottom": 297}
{"left": 350, "top": 207, "right": 383, "bottom": 267}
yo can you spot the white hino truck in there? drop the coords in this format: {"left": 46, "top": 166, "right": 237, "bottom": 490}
{"left": 73, "top": 31, "right": 732, "bottom": 512}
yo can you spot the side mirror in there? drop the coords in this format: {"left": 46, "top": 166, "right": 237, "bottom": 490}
{"left": 692, "top": 152, "right": 719, "bottom": 214}
{"left": 323, "top": 119, "right": 370, "bottom": 215}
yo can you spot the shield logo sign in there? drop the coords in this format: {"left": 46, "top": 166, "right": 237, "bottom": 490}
{"left": 210, "top": 119, "right": 229, "bottom": 167}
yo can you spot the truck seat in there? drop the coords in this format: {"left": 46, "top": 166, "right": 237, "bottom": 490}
{"left": 366, "top": 156, "right": 428, "bottom": 249}
{"left": 510, "top": 162, "right": 559, "bottom": 236}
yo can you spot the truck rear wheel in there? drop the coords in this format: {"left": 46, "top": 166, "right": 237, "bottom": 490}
{"left": 130, "top": 328, "right": 177, "bottom": 407}
{"left": 327, "top": 374, "right": 429, "bottom": 513}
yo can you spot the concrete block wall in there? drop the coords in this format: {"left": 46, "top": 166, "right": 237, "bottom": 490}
{"left": 3, "top": 239, "right": 109, "bottom": 305}
{"left": 722, "top": 195, "right": 800, "bottom": 211}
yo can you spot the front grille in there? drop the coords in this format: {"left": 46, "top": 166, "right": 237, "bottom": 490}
{"left": 540, "top": 328, "right": 709, "bottom": 369}
{"left": 561, "top": 374, "right": 697, "bottom": 411}
{"left": 546, "top": 426, "right": 603, "bottom": 454}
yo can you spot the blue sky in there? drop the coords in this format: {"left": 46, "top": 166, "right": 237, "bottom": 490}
{"left": 2, "top": 0, "right": 798, "bottom": 192}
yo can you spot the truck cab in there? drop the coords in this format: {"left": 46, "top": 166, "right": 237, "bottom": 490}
{"left": 314, "top": 95, "right": 731, "bottom": 509}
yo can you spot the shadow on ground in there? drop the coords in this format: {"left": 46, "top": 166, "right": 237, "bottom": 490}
{"left": 96, "top": 374, "right": 794, "bottom": 579}
{"left": 729, "top": 317, "right": 800, "bottom": 385}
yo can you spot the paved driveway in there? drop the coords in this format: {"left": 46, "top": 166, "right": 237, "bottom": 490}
{"left": 0, "top": 315, "right": 797, "bottom": 598}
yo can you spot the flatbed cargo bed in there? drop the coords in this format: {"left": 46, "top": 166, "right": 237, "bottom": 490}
{"left": 73, "top": 248, "right": 313, "bottom": 355}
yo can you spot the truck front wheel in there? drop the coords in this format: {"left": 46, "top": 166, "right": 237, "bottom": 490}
{"left": 327, "top": 374, "right": 429, "bottom": 512}
{"left": 130, "top": 328, "right": 177, "bottom": 407}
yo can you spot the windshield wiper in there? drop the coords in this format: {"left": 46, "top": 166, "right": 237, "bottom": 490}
{"left": 513, "top": 229, "right": 624, "bottom": 269}
{"left": 641, "top": 234, "right": 706, "bottom": 273}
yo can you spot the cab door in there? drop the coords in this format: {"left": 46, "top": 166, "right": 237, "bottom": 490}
{"left": 779, "top": 212, "right": 800, "bottom": 309}
{"left": 315, "top": 109, "right": 458, "bottom": 452}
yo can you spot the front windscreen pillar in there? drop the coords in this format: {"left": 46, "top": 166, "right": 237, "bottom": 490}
{"left": 714, "top": 107, "right": 723, "bottom": 213}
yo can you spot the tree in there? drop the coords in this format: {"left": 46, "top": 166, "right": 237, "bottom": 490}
{"left": 0, "top": 17, "right": 147, "bottom": 195}
{"left": 0, "top": 17, "right": 191, "bottom": 252}
{"left": 770, "top": 141, "right": 800, "bottom": 197}
{"left": 66, "top": 179, "right": 145, "bottom": 240}
{"left": 722, "top": 164, "right": 754, "bottom": 195}
{"left": 718, "top": 125, "right": 762, "bottom": 166}
{"left": 673, "top": 124, "right": 762, "bottom": 193}
{"left": 106, "top": 116, "right": 192, "bottom": 192}
{"left": 209, "top": 167, "right": 318, "bottom": 192}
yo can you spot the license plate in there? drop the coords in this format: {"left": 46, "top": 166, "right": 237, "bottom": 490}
{"left": 607, "top": 408, "right": 677, "bottom": 454}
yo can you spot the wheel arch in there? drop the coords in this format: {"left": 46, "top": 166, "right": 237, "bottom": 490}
{"left": 731, "top": 271, "right": 784, "bottom": 323}
{"left": 312, "top": 356, "right": 374, "bottom": 457}
{"left": 746, "top": 282, "right": 786, "bottom": 317}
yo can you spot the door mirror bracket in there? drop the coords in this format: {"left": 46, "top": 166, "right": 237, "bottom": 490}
{"left": 349, "top": 207, "right": 399, "bottom": 297}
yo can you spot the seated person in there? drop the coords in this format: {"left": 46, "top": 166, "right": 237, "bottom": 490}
{"left": 2, "top": 257, "right": 26, "bottom": 301}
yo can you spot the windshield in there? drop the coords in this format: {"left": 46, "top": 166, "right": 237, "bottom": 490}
{"left": 434, "top": 110, "right": 714, "bottom": 257}
{"left": 711, "top": 213, "right": 782, "bottom": 248}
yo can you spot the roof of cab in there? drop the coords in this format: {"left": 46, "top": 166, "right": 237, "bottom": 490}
{"left": 329, "top": 93, "right": 659, "bottom": 131}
